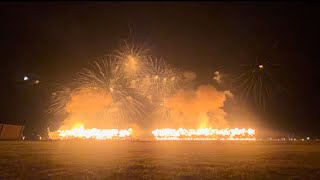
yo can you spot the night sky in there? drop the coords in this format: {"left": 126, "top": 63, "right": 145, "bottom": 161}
{"left": 0, "top": 3, "right": 319, "bottom": 137}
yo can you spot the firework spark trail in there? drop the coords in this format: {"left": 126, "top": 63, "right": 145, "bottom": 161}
{"left": 113, "top": 41, "right": 151, "bottom": 80}
{"left": 233, "top": 60, "right": 285, "bottom": 111}
{"left": 129, "top": 58, "right": 183, "bottom": 121}
{"left": 135, "top": 58, "right": 182, "bottom": 102}
{"left": 80, "top": 59, "right": 147, "bottom": 126}
{"left": 46, "top": 87, "right": 73, "bottom": 122}
{"left": 153, "top": 97, "right": 173, "bottom": 121}
{"left": 233, "top": 41, "right": 286, "bottom": 111}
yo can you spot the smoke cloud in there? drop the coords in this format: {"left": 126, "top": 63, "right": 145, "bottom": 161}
{"left": 183, "top": 71, "right": 197, "bottom": 82}
{"left": 60, "top": 87, "right": 113, "bottom": 129}
{"left": 163, "top": 85, "right": 231, "bottom": 128}
{"left": 213, "top": 71, "right": 222, "bottom": 84}
{"left": 66, "top": 88, "right": 112, "bottom": 115}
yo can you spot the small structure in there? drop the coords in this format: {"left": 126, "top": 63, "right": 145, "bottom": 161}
{"left": 0, "top": 124, "right": 24, "bottom": 140}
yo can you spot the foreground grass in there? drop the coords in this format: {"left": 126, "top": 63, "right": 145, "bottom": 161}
{"left": 0, "top": 141, "right": 320, "bottom": 179}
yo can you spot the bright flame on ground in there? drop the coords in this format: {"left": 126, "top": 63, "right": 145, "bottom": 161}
{"left": 152, "top": 128, "right": 256, "bottom": 140}
{"left": 50, "top": 125, "right": 133, "bottom": 140}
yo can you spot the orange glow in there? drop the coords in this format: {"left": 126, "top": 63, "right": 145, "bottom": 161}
{"left": 49, "top": 124, "right": 133, "bottom": 140}
{"left": 152, "top": 128, "right": 255, "bottom": 140}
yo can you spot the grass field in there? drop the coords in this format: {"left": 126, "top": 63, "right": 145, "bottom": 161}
{"left": 0, "top": 141, "right": 320, "bottom": 179}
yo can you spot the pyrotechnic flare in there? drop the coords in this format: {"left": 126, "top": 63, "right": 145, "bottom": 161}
{"left": 152, "top": 128, "right": 255, "bottom": 140}
{"left": 49, "top": 124, "right": 133, "bottom": 140}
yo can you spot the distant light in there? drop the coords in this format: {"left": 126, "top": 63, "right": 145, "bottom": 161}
{"left": 307, "top": 137, "right": 310, "bottom": 140}
{"left": 23, "top": 76, "right": 29, "bottom": 81}
{"left": 258, "top": 65, "right": 264, "bottom": 70}
{"left": 34, "top": 80, "right": 40, "bottom": 84}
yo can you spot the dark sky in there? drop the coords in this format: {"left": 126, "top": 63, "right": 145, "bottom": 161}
{"left": 0, "top": 2, "right": 319, "bottom": 136}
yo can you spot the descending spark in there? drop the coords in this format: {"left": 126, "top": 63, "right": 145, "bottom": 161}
{"left": 46, "top": 87, "right": 73, "bottom": 120}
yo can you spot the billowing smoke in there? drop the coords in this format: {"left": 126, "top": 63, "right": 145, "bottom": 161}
{"left": 183, "top": 71, "right": 197, "bottom": 82}
{"left": 60, "top": 87, "right": 113, "bottom": 130}
{"left": 163, "top": 84, "right": 231, "bottom": 128}
{"left": 66, "top": 88, "right": 112, "bottom": 115}
{"left": 213, "top": 71, "right": 222, "bottom": 84}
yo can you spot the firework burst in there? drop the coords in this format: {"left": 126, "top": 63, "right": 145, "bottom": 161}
{"left": 233, "top": 59, "right": 286, "bottom": 111}
{"left": 112, "top": 40, "right": 151, "bottom": 79}
{"left": 232, "top": 41, "right": 287, "bottom": 111}
{"left": 76, "top": 58, "right": 147, "bottom": 126}
{"left": 135, "top": 58, "right": 182, "bottom": 103}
